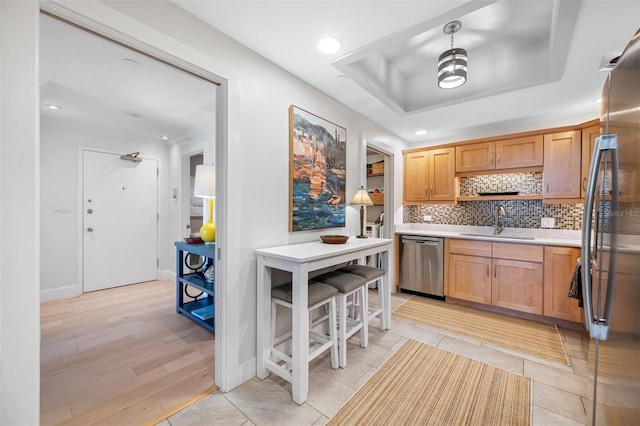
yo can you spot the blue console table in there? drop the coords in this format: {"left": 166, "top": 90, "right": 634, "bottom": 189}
{"left": 175, "top": 241, "right": 215, "bottom": 334}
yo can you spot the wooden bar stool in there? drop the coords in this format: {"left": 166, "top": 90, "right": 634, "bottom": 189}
{"left": 269, "top": 281, "right": 339, "bottom": 382}
{"left": 313, "top": 271, "right": 368, "bottom": 368}
{"left": 337, "top": 264, "right": 385, "bottom": 324}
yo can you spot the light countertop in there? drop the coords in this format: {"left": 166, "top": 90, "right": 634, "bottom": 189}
{"left": 395, "top": 224, "right": 583, "bottom": 247}
{"left": 395, "top": 224, "right": 640, "bottom": 252}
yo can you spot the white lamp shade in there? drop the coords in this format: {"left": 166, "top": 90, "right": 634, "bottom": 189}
{"left": 350, "top": 187, "right": 373, "bottom": 206}
{"left": 193, "top": 164, "right": 216, "bottom": 198}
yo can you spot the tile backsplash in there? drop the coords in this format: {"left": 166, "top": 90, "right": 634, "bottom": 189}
{"left": 404, "top": 171, "right": 640, "bottom": 234}
{"left": 459, "top": 172, "right": 542, "bottom": 196}
{"left": 404, "top": 200, "right": 584, "bottom": 230}
{"left": 404, "top": 171, "right": 584, "bottom": 230}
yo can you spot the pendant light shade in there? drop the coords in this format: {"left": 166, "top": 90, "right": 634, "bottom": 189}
{"left": 438, "top": 21, "right": 467, "bottom": 89}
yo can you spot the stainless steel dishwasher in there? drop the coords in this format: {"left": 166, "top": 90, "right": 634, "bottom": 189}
{"left": 399, "top": 235, "right": 444, "bottom": 299}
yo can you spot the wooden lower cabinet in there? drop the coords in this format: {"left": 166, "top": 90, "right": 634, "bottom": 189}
{"left": 492, "top": 258, "right": 543, "bottom": 314}
{"left": 543, "top": 246, "right": 582, "bottom": 322}
{"left": 449, "top": 254, "right": 492, "bottom": 304}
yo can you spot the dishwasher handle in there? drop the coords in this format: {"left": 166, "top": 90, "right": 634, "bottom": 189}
{"left": 401, "top": 236, "right": 442, "bottom": 246}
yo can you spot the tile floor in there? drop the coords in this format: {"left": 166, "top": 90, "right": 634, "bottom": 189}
{"left": 158, "top": 292, "right": 591, "bottom": 426}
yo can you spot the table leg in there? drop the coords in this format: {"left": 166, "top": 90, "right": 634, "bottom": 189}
{"left": 256, "top": 255, "right": 270, "bottom": 379}
{"left": 291, "top": 266, "right": 309, "bottom": 405}
{"left": 381, "top": 250, "right": 391, "bottom": 330}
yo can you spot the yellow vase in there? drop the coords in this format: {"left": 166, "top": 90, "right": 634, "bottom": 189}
{"left": 200, "top": 198, "right": 216, "bottom": 244}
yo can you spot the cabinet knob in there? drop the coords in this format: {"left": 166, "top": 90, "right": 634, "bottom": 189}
{"left": 87, "top": 208, "right": 93, "bottom": 214}
{"left": 87, "top": 227, "right": 94, "bottom": 232}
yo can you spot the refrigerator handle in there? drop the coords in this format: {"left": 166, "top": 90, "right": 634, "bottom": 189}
{"left": 581, "top": 134, "right": 618, "bottom": 341}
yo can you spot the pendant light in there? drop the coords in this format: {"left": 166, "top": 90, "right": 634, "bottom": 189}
{"left": 438, "top": 20, "right": 467, "bottom": 89}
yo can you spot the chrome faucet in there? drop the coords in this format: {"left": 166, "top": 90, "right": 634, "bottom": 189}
{"left": 495, "top": 205, "right": 508, "bottom": 234}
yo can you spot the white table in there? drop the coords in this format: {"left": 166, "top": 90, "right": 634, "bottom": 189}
{"left": 255, "top": 237, "right": 393, "bottom": 404}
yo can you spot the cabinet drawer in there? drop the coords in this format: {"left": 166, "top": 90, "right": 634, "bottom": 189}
{"left": 449, "top": 239, "right": 492, "bottom": 257}
{"left": 492, "top": 242, "right": 543, "bottom": 262}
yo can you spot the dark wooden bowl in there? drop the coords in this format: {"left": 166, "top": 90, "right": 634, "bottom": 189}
{"left": 320, "top": 235, "right": 349, "bottom": 244}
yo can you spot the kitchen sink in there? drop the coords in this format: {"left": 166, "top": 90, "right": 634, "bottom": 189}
{"left": 459, "top": 233, "right": 535, "bottom": 240}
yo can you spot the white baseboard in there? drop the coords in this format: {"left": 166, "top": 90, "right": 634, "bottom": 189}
{"left": 40, "top": 285, "right": 80, "bottom": 302}
{"left": 159, "top": 270, "right": 176, "bottom": 281}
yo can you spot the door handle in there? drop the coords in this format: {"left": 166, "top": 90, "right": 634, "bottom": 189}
{"left": 497, "top": 153, "right": 501, "bottom": 164}
{"left": 582, "top": 177, "right": 587, "bottom": 191}
{"left": 582, "top": 134, "right": 619, "bottom": 341}
{"left": 546, "top": 181, "right": 550, "bottom": 193}
{"left": 489, "top": 152, "right": 494, "bottom": 164}
{"left": 494, "top": 264, "right": 497, "bottom": 278}
{"left": 87, "top": 227, "right": 94, "bottom": 232}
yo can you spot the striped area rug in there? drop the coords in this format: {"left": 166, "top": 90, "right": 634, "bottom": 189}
{"left": 329, "top": 339, "right": 531, "bottom": 425}
{"left": 393, "top": 296, "right": 569, "bottom": 365}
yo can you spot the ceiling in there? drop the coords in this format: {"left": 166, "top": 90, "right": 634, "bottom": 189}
{"left": 40, "top": 14, "right": 217, "bottom": 145}
{"left": 40, "top": 1, "right": 639, "bottom": 147}
{"left": 174, "top": 0, "right": 639, "bottom": 145}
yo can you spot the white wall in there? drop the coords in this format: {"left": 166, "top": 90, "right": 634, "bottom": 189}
{"left": 39, "top": 122, "right": 172, "bottom": 300}
{"left": 0, "top": 1, "right": 40, "bottom": 423}
{"left": 0, "top": 1, "right": 409, "bottom": 416}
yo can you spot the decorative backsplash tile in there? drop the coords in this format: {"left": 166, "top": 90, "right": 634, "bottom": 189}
{"left": 404, "top": 171, "right": 640, "bottom": 234}
{"left": 459, "top": 172, "right": 542, "bottom": 197}
{"left": 404, "top": 200, "right": 584, "bottom": 230}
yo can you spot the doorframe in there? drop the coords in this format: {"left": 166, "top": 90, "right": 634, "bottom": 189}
{"left": 43, "top": 2, "right": 231, "bottom": 392}
{"left": 360, "top": 138, "right": 395, "bottom": 240}
{"left": 78, "top": 147, "right": 160, "bottom": 293}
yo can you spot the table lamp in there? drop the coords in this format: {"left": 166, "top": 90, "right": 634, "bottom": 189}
{"left": 350, "top": 185, "right": 373, "bottom": 238}
{"left": 193, "top": 164, "right": 216, "bottom": 244}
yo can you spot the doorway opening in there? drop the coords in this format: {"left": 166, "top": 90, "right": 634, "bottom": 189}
{"left": 365, "top": 145, "right": 393, "bottom": 239}
{"left": 39, "top": 12, "right": 219, "bottom": 424}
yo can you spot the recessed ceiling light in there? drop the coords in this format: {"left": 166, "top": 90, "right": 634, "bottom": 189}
{"left": 593, "top": 98, "right": 602, "bottom": 104}
{"left": 161, "top": 136, "right": 169, "bottom": 140}
{"left": 336, "top": 75, "right": 349, "bottom": 81}
{"left": 415, "top": 130, "right": 427, "bottom": 136}
{"left": 317, "top": 37, "right": 341, "bottom": 54}
{"left": 122, "top": 58, "right": 139, "bottom": 67}
{"left": 45, "top": 104, "right": 63, "bottom": 110}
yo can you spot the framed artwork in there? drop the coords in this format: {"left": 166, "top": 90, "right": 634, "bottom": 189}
{"left": 289, "top": 105, "right": 346, "bottom": 232}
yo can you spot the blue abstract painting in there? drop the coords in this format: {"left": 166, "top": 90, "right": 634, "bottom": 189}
{"left": 289, "top": 106, "right": 346, "bottom": 232}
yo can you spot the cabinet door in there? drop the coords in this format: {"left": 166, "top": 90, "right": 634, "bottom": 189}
{"left": 449, "top": 254, "right": 492, "bottom": 304}
{"left": 455, "top": 142, "right": 495, "bottom": 173}
{"left": 429, "top": 147, "right": 455, "bottom": 201}
{"left": 543, "top": 246, "right": 582, "bottom": 322}
{"left": 543, "top": 130, "right": 582, "bottom": 199}
{"left": 403, "top": 150, "right": 429, "bottom": 203}
{"left": 580, "top": 124, "right": 601, "bottom": 199}
{"left": 495, "top": 135, "right": 543, "bottom": 169}
{"left": 491, "top": 258, "right": 543, "bottom": 315}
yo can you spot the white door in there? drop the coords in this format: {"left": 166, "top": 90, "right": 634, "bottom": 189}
{"left": 83, "top": 150, "right": 158, "bottom": 292}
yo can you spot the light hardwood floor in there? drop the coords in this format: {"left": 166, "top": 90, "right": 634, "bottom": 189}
{"left": 40, "top": 280, "right": 215, "bottom": 426}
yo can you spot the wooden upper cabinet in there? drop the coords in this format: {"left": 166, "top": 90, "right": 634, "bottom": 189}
{"left": 581, "top": 124, "right": 601, "bottom": 199}
{"left": 456, "top": 136, "right": 543, "bottom": 174}
{"left": 495, "top": 135, "right": 543, "bottom": 169}
{"left": 543, "top": 130, "right": 582, "bottom": 199}
{"left": 403, "top": 147, "right": 455, "bottom": 203}
{"left": 403, "top": 150, "right": 429, "bottom": 203}
{"left": 429, "top": 147, "right": 455, "bottom": 201}
{"left": 455, "top": 142, "right": 495, "bottom": 173}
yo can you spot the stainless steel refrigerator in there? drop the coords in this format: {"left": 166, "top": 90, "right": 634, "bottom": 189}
{"left": 581, "top": 29, "right": 640, "bottom": 425}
